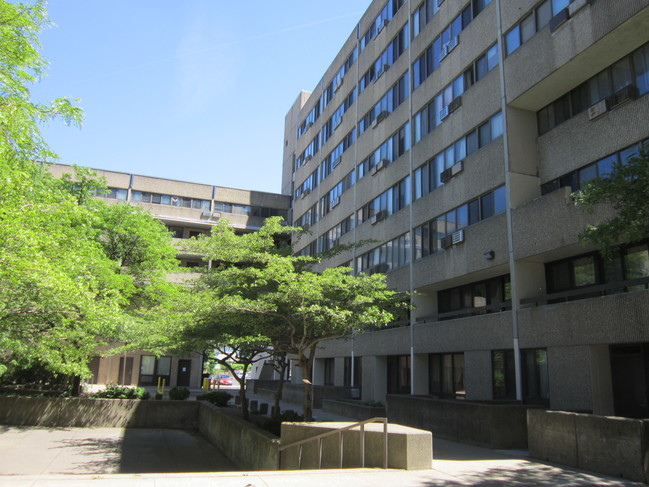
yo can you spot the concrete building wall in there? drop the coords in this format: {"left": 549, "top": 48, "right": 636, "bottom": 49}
{"left": 283, "top": 1, "right": 649, "bottom": 417}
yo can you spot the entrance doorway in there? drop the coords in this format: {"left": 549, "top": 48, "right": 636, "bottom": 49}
{"left": 610, "top": 344, "right": 649, "bottom": 418}
{"left": 118, "top": 356, "right": 134, "bottom": 385}
{"left": 177, "top": 359, "right": 192, "bottom": 387}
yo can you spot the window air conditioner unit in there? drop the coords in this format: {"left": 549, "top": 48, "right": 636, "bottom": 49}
{"left": 588, "top": 99, "right": 608, "bottom": 120}
{"left": 371, "top": 158, "right": 388, "bottom": 175}
{"left": 439, "top": 105, "right": 450, "bottom": 120}
{"left": 376, "top": 110, "right": 389, "bottom": 124}
{"left": 371, "top": 210, "right": 386, "bottom": 225}
{"left": 549, "top": 7, "right": 569, "bottom": 32}
{"left": 440, "top": 234, "right": 453, "bottom": 249}
{"left": 451, "top": 160, "right": 464, "bottom": 176}
{"left": 331, "top": 196, "right": 340, "bottom": 208}
{"left": 304, "top": 154, "right": 312, "bottom": 163}
{"left": 201, "top": 210, "right": 211, "bottom": 218}
{"left": 448, "top": 96, "right": 462, "bottom": 114}
{"left": 371, "top": 117, "right": 379, "bottom": 129}
{"left": 569, "top": 0, "right": 592, "bottom": 16}
{"left": 440, "top": 167, "right": 453, "bottom": 183}
{"left": 452, "top": 229, "right": 464, "bottom": 245}
{"left": 306, "top": 121, "right": 313, "bottom": 129}
{"left": 606, "top": 85, "right": 639, "bottom": 110}
{"left": 301, "top": 188, "right": 311, "bottom": 199}
{"left": 211, "top": 211, "right": 221, "bottom": 220}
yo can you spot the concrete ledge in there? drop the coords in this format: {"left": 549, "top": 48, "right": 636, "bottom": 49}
{"left": 280, "top": 421, "right": 432, "bottom": 470}
{"left": 249, "top": 380, "right": 351, "bottom": 408}
{"left": 0, "top": 396, "right": 199, "bottom": 429}
{"left": 198, "top": 402, "right": 279, "bottom": 470}
{"left": 322, "top": 399, "right": 386, "bottom": 420}
{"left": 528, "top": 409, "right": 649, "bottom": 482}
{"left": 387, "top": 395, "right": 530, "bottom": 449}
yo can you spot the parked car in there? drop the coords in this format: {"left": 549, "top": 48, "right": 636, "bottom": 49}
{"left": 214, "top": 374, "right": 233, "bottom": 386}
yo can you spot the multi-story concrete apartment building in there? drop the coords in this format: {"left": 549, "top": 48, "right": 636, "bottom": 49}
{"left": 283, "top": 0, "right": 649, "bottom": 418}
{"left": 49, "top": 163, "right": 290, "bottom": 390}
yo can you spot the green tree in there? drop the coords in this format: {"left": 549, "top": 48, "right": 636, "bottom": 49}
{"left": 575, "top": 147, "right": 649, "bottom": 257}
{"left": 0, "top": 1, "right": 180, "bottom": 388}
{"left": 185, "top": 218, "right": 407, "bottom": 421}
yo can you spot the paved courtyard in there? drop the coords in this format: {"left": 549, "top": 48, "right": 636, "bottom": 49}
{"left": 0, "top": 425, "right": 644, "bottom": 486}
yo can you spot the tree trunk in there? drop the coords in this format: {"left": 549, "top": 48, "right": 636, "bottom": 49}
{"left": 70, "top": 375, "right": 81, "bottom": 397}
{"left": 298, "top": 343, "right": 318, "bottom": 422}
{"left": 273, "top": 358, "right": 288, "bottom": 417}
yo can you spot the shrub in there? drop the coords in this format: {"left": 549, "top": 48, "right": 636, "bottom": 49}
{"left": 90, "top": 385, "right": 150, "bottom": 400}
{"left": 196, "top": 390, "right": 232, "bottom": 407}
{"left": 169, "top": 386, "right": 190, "bottom": 401}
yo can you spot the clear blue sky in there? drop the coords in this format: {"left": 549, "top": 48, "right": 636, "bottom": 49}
{"left": 32, "top": 1, "right": 370, "bottom": 194}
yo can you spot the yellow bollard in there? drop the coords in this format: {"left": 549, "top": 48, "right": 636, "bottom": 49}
{"left": 156, "top": 377, "right": 166, "bottom": 396}
{"left": 202, "top": 378, "right": 210, "bottom": 392}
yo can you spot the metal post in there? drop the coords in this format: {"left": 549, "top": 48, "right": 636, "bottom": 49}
{"left": 318, "top": 438, "right": 323, "bottom": 469}
{"left": 298, "top": 444, "right": 303, "bottom": 469}
{"left": 360, "top": 424, "right": 365, "bottom": 467}
{"left": 339, "top": 431, "right": 343, "bottom": 468}
{"left": 383, "top": 419, "right": 388, "bottom": 469}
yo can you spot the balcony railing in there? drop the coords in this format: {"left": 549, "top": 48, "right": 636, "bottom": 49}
{"left": 520, "top": 276, "right": 649, "bottom": 307}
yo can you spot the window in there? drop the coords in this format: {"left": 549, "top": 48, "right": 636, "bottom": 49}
{"left": 429, "top": 353, "right": 465, "bottom": 398}
{"left": 343, "top": 356, "right": 362, "bottom": 388}
{"left": 388, "top": 355, "right": 411, "bottom": 394}
{"left": 541, "top": 140, "right": 647, "bottom": 195}
{"left": 324, "top": 358, "right": 335, "bottom": 386}
{"left": 438, "top": 275, "right": 511, "bottom": 317}
{"left": 131, "top": 191, "right": 210, "bottom": 210}
{"left": 139, "top": 356, "right": 172, "bottom": 385}
{"left": 545, "top": 243, "right": 649, "bottom": 300}
{"left": 537, "top": 41, "right": 649, "bottom": 135}
{"left": 522, "top": 349, "right": 549, "bottom": 404}
{"left": 492, "top": 350, "right": 516, "bottom": 400}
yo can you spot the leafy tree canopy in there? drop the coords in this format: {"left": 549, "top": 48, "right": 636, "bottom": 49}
{"left": 182, "top": 218, "right": 408, "bottom": 419}
{"left": 575, "top": 146, "right": 649, "bottom": 257}
{"left": 0, "top": 1, "right": 180, "bottom": 382}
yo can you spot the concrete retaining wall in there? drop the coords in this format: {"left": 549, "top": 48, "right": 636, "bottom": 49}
{"left": 322, "top": 399, "right": 386, "bottom": 420}
{"left": 249, "top": 380, "right": 351, "bottom": 409}
{"left": 0, "top": 396, "right": 199, "bottom": 429}
{"left": 387, "top": 395, "right": 530, "bottom": 449}
{"left": 198, "top": 402, "right": 279, "bottom": 470}
{"left": 528, "top": 409, "right": 649, "bottom": 483}
{"left": 280, "top": 421, "right": 432, "bottom": 470}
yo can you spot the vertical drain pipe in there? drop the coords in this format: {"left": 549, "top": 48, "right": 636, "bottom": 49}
{"left": 495, "top": 0, "right": 523, "bottom": 400}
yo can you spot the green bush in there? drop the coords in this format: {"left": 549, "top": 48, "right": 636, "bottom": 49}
{"left": 90, "top": 385, "right": 150, "bottom": 400}
{"left": 169, "top": 386, "right": 190, "bottom": 401}
{"left": 256, "top": 410, "right": 304, "bottom": 437}
{"left": 196, "top": 390, "right": 232, "bottom": 407}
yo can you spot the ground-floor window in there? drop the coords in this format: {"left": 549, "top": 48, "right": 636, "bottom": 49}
{"left": 139, "top": 356, "right": 171, "bottom": 386}
{"left": 387, "top": 355, "right": 411, "bottom": 394}
{"left": 522, "top": 348, "right": 549, "bottom": 404}
{"left": 344, "top": 356, "right": 362, "bottom": 388}
{"left": 429, "top": 353, "right": 465, "bottom": 398}
{"left": 492, "top": 349, "right": 516, "bottom": 400}
{"left": 323, "top": 358, "right": 335, "bottom": 386}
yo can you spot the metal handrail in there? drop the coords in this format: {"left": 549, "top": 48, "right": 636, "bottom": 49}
{"left": 277, "top": 417, "right": 389, "bottom": 470}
